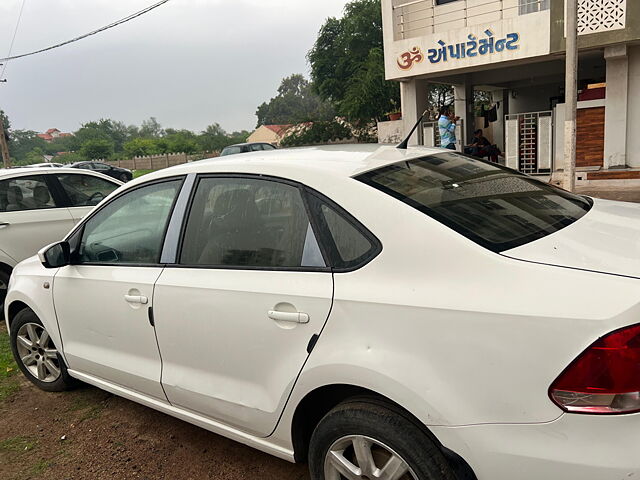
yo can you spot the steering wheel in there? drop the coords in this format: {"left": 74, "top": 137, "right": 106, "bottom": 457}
{"left": 87, "top": 191, "right": 105, "bottom": 205}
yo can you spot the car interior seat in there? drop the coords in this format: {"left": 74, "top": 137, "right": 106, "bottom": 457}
{"left": 32, "top": 185, "right": 52, "bottom": 208}
{"left": 198, "top": 188, "right": 277, "bottom": 266}
{"left": 5, "top": 186, "right": 25, "bottom": 211}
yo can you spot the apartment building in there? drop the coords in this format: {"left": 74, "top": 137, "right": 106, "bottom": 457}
{"left": 381, "top": 0, "right": 640, "bottom": 183}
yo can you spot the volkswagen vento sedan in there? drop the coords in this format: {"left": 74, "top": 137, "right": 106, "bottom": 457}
{"left": 5, "top": 145, "right": 640, "bottom": 480}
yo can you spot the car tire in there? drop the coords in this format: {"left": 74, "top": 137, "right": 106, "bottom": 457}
{"left": 10, "top": 308, "right": 77, "bottom": 392}
{"left": 0, "top": 268, "right": 9, "bottom": 319}
{"left": 119, "top": 173, "right": 129, "bottom": 182}
{"left": 309, "top": 398, "right": 456, "bottom": 480}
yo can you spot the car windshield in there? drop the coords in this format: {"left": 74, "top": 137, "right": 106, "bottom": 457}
{"left": 356, "top": 152, "right": 592, "bottom": 252}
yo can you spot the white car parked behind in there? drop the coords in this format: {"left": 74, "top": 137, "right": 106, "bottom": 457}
{"left": 4, "top": 145, "right": 640, "bottom": 480}
{"left": 0, "top": 167, "right": 120, "bottom": 308}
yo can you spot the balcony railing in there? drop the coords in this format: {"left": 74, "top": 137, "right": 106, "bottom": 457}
{"left": 392, "top": 0, "right": 549, "bottom": 40}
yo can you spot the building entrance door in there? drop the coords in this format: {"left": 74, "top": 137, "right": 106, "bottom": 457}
{"left": 505, "top": 111, "right": 553, "bottom": 174}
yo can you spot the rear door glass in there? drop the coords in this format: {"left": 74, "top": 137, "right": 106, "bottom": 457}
{"left": 0, "top": 175, "right": 57, "bottom": 212}
{"left": 356, "top": 152, "right": 592, "bottom": 252}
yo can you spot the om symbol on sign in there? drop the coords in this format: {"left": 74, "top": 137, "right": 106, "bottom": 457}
{"left": 397, "top": 47, "right": 424, "bottom": 70}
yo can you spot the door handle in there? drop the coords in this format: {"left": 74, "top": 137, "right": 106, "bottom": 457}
{"left": 124, "top": 294, "right": 148, "bottom": 305}
{"left": 268, "top": 310, "right": 310, "bottom": 324}
{"left": 0, "top": 222, "right": 9, "bottom": 228}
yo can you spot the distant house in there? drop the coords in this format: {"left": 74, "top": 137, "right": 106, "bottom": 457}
{"left": 246, "top": 125, "right": 291, "bottom": 146}
{"left": 37, "top": 128, "right": 72, "bottom": 142}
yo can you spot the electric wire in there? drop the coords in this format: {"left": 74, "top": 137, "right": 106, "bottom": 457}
{"left": 0, "top": 0, "right": 170, "bottom": 63}
{"left": 0, "top": 0, "right": 27, "bottom": 80}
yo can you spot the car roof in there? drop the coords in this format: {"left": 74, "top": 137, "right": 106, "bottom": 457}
{"left": 133, "top": 144, "right": 447, "bottom": 185}
{"left": 0, "top": 166, "right": 122, "bottom": 182}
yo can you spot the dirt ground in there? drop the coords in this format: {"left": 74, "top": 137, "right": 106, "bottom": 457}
{"left": 2, "top": 186, "right": 639, "bottom": 480}
{"left": 0, "top": 324, "right": 309, "bottom": 480}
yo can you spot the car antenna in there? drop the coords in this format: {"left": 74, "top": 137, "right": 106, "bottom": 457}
{"left": 397, "top": 110, "right": 429, "bottom": 150}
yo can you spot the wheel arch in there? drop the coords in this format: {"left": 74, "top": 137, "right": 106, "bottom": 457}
{"left": 6, "top": 300, "right": 30, "bottom": 329}
{"left": 0, "top": 261, "right": 13, "bottom": 277}
{"left": 290, "top": 383, "right": 477, "bottom": 479}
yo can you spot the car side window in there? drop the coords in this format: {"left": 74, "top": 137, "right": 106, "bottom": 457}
{"left": 263, "top": 144, "right": 275, "bottom": 150}
{"left": 57, "top": 174, "right": 119, "bottom": 207}
{"left": 180, "top": 177, "right": 325, "bottom": 268}
{"left": 250, "top": 144, "right": 263, "bottom": 152}
{"left": 93, "top": 163, "right": 110, "bottom": 171}
{"left": 77, "top": 179, "right": 181, "bottom": 264}
{"left": 0, "top": 175, "right": 57, "bottom": 212}
{"left": 307, "top": 194, "right": 379, "bottom": 270}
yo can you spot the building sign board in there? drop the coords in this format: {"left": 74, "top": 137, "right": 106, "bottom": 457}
{"left": 385, "top": 10, "right": 550, "bottom": 80}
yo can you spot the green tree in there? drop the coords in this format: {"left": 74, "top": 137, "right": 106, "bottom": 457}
{"left": 140, "top": 117, "right": 165, "bottom": 138}
{"left": 24, "top": 147, "right": 46, "bottom": 165}
{"left": 307, "top": 0, "right": 398, "bottom": 122}
{"left": 166, "top": 130, "right": 199, "bottom": 154}
{"left": 255, "top": 74, "right": 334, "bottom": 126}
{"left": 280, "top": 121, "right": 352, "bottom": 147}
{"left": 123, "top": 137, "right": 157, "bottom": 157}
{"left": 198, "top": 123, "right": 228, "bottom": 152}
{"left": 80, "top": 139, "right": 114, "bottom": 160}
{"left": 6, "top": 129, "right": 47, "bottom": 161}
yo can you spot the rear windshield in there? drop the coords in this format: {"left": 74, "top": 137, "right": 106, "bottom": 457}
{"left": 220, "top": 146, "right": 241, "bottom": 156}
{"left": 356, "top": 152, "right": 592, "bottom": 252}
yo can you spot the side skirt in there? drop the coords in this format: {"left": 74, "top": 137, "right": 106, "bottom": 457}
{"left": 68, "top": 369, "right": 295, "bottom": 462}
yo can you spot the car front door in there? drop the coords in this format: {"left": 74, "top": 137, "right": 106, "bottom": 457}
{"left": 53, "top": 172, "right": 120, "bottom": 222}
{"left": 53, "top": 178, "right": 183, "bottom": 400}
{"left": 152, "top": 175, "right": 333, "bottom": 435}
{"left": 0, "top": 174, "right": 75, "bottom": 263}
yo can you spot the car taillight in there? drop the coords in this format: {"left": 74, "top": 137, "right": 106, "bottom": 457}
{"left": 549, "top": 323, "right": 640, "bottom": 414}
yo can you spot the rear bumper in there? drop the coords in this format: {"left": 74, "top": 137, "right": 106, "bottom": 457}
{"left": 433, "top": 412, "right": 640, "bottom": 480}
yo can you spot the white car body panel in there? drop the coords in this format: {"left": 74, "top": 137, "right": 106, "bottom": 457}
{"left": 0, "top": 247, "right": 17, "bottom": 268}
{"left": 67, "top": 205, "right": 96, "bottom": 223}
{"left": 153, "top": 268, "right": 333, "bottom": 437}
{"left": 0, "top": 167, "right": 122, "bottom": 268}
{"left": 0, "top": 207, "right": 76, "bottom": 262}
{"left": 53, "top": 265, "right": 166, "bottom": 400}
{"left": 5, "top": 146, "right": 640, "bottom": 479}
{"left": 504, "top": 197, "right": 640, "bottom": 278}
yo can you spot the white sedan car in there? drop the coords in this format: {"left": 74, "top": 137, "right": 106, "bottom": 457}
{"left": 4, "top": 145, "right": 640, "bottom": 480}
{"left": 0, "top": 167, "right": 120, "bottom": 309}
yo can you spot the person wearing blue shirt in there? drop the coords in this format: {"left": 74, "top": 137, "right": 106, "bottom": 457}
{"left": 438, "top": 106, "right": 459, "bottom": 150}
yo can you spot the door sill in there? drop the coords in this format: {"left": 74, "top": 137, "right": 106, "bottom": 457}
{"left": 67, "top": 369, "right": 295, "bottom": 462}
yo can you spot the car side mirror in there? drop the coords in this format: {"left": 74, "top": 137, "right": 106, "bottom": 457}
{"left": 38, "top": 241, "right": 71, "bottom": 269}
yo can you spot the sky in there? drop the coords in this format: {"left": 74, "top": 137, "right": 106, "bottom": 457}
{"left": 0, "top": 0, "right": 349, "bottom": 135}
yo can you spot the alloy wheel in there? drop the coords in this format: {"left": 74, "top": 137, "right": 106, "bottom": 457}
{"left": 15, "top": 322, "right": 61, "bottom": 383}
{"left": 324, "top": 435, "right": 418, "bottom": 480}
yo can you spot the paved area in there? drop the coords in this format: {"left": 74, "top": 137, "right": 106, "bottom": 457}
{"left": 578, "top": 187, "right": 640, "bottom": 203}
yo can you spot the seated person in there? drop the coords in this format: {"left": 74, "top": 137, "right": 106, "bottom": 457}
{"left": 464, "top": 129, "right": 501, "bottom": 162}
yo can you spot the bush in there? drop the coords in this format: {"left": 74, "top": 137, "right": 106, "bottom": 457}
{"left": 280, "top": 121, "right": 352, "bottom": 147}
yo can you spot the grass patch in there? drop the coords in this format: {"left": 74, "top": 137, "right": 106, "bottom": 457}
{"left": 30, "top": 458, "right": 51, "bottom": 474}
{"left": 133, "top": 169, "right": 154, "bottom": 178}
{"left": 68, "top": 389, "right": 107, "bottom": 421}
{"left": 0, "top": 325, "right": 20, "bottom": 402}
{"left": 0, "top": 436, "right": 38, "bottom": 452}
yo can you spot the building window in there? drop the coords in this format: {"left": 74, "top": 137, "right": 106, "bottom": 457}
{"left": 435, "top": 0, "right": 460, "bottom": 4}
{"left": 519, "top": 0, "right": 549, "bottom": 14}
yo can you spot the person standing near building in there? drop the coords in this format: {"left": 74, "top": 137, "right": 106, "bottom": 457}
{"left": 438, "top": 106, "right": 459, "bottom": 150}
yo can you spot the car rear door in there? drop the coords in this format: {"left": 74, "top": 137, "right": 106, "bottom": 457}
{"left": 53, "top": 177, "right": 183, "bottom": 400}
{"left": 152, "top": 175, "right": 333, "bottom": 436}
{"left": 0, "top": 174, "right": 75, "bottom": 263}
